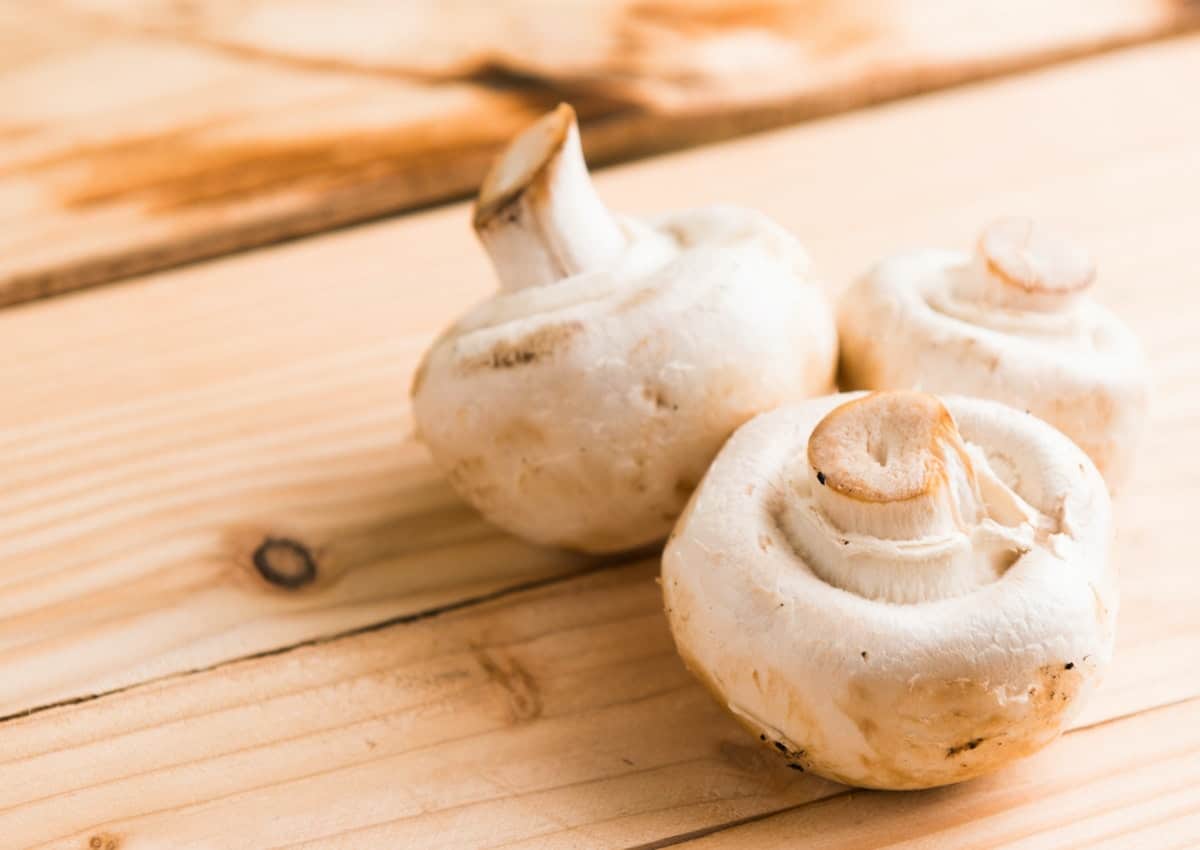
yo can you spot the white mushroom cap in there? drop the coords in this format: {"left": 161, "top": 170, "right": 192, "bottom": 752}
{"left": 413, "top": 105, "right": 837, "bottom": 553}
{"left": 662, "top": 391, "right": 1116, "bottom": 789}
{"left": 837, "top": 218, "right": 1148, "bottom": 490}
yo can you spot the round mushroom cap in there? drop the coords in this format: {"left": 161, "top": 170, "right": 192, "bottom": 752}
{"left": 837, "top": 218, "right": 1148, "bottom": 490}
{"left": 662, "top": 391, "right": 1116, "bottom": 789}
{"left": 413, "top": 206, "right": 837, "bottom": 553}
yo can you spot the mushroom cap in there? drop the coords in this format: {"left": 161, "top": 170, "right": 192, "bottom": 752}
{"left": 662, "top": 392, "right": 1116, "bottom": 789}
{"left": 413, "top": 205, "right": 837, "bottom": 552}
{"left": 837, "top": 221, "right": 1148, "bottom": 490}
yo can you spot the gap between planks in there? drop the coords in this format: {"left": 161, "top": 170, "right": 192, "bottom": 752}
{"left": 0, "top": 554, "right": 640, "bottom": 726}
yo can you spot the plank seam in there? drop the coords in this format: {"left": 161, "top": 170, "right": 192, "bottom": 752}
{"left": 0, "top": 553, "right": 647, "bottom": 726}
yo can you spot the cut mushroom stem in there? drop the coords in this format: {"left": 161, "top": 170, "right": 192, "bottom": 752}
{"left": 808, "top": 392, "right": 983, "bottom": 541}
{"left": 957, "top": 217, "right": 1095, "bottom": 312}
{"left": 473, "top": 103, "right": 628, "bottom": 292}
{"left": 799, "top": 392, "right": 1027, "bottom": 604}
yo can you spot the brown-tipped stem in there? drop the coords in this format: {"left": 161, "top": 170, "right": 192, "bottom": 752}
{"left": 807, "top": 392, "right": 982, "bottom": 541}
{"left": 473, "top": 104, "right": 628, "bottom": 292}
{"left": 958, "top": 217, "right": 1095, "bottom": 312}
{"left": 795, "top": 392, "right": 1032, "bottom": 604}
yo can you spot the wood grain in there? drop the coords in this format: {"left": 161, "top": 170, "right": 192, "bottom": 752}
{"left": 2, "top": 41, "right": 1200, "bottom": 850}
{"left": 1, "top": 34, "right": 1199, "bottom": 850}
{"left": 2, "top": 0, "right": 1198, "bottom": 306}
{"left": 0, "top": 559, "right": 1196, "bottom": 850}
{"left": 3, "top": 34, "right": 1200, "bottom": 724}
{"left": 677, "top": 698, "right": 1200, "bottom": 849}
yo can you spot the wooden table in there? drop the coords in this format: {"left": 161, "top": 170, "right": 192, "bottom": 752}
{"left": 2, "top": 34, "right": 1199, "bottom": 849}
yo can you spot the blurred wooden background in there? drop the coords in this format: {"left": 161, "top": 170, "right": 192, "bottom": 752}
{"left": 3, "top": 0, "right": 1198, "bottom": 306}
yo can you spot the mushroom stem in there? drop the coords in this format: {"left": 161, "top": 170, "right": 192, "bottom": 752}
{"left": 796, "top": 392, "right": 1027, "bottom": 604}
{"left": 957, "top": 217, "right": 1094, "bottom": 312}
{"left": 807, "top": 392, "right": 983, "bottom": 541}
{"left": 473, "top": 104, "right": 628, "bottom": 292}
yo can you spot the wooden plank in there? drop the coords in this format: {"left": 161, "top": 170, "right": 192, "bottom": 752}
{"left": 2, "top": 34, "right": 1199, "bottom": 723}
{"left": 0, "top": 559, "right": 1196, "bottom": 850}
{"left": 3, "top": 0, "right": 1199, "bottom": 306}
{"left": 675, "top": 698, "right": 1200, "bottom": 849}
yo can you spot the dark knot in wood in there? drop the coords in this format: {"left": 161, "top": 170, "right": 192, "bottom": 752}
{"left": 252, "top": 537, "right": 317, "bottom": 589}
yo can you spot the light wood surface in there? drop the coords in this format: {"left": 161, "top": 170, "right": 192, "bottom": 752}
{"left": 2, "top": 560, "right": 1196, "bottom": 849}
{"left": 678, "top": 697, "right": 1200, "bottom": 848}
{"left": 2, "top": 0, "right": 1197, "bottom": 307}
{"left": 2, "top": 34, "right": 1199, "bottom": 848}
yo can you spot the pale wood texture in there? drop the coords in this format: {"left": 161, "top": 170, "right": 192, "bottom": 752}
{"left": 679, "top": 698, "right": 1200, "bottom": 848}
{"left": 1, "top": 559, "right": 1197, "bottom": 850}
{"left": 3, "top": 0, "right": 1198, "bottom": 306}
{"left": 1, "top": 35, "right": 1199, "bottom": 848}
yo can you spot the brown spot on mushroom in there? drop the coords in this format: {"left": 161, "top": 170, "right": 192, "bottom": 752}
{"left": 758, "top": 533, "right": 773, "bottom": 552}
{"left": 856, "top": 716, "right": 879, "bottom": 739}
{"left": 447, "top": 455, "right": 486, "bottom": 482}
{"left": 627, "top": 453, "right": 652, "bottom": 494}
{"left": 945, "top": 737, "right": 984, "bottom": 757}
{"left": 252, "top": 537, "right": 318, "bottom": 589}
{"left": 836, "top": 663, "right": 1086, "bottom": 789}
{"left": 641, "top": 382, "right": 674, "bottom": 411}
{"left": 461, "top": 321, "right": 583, "bottom": 372}
{"left": 496, "top": 418, "right": 545, "bottom": 447}
{"left": 88, "top": 837, "right": 119, "bottom": 850}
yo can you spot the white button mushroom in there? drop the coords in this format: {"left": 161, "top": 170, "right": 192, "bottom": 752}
{"left": 837, "top": 218, "right": 1148, "bottom": 490}
{"left": 413, "top": 104, "right": 837, "bottom": 552}
{"left": 662, "top": 391, "right": 1116, "bottom": 789}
